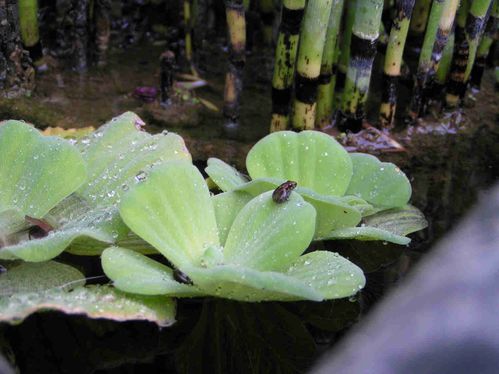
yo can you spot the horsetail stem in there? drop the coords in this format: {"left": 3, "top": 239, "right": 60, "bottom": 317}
{"left": 446, "top": 0, "right": 494, "bottom": 106}
{"left": 18, "top": 0, "right": 43, "bottom": 63}
{"left": 223, "top": 0, "right": 246, "bottom": 129}
{"left": 335, "top": 0, "right": 356, "bottom": 106}
{"left": 184, "top": 0, "right": 193, "bottom": 64}
{"left": 316, "top": 0, "right": 345, "bottom": 129}
{"left": 338, "top": 0, "right": 384, "bottom": 132}
{"left": 270, "top": 0, "right": 306, "bottom": 132}
{"left": 379, "top": 0, "right": 416, "bottom": 129}
{"left": 409, "top": 0, "right": 459, "bottom": 118}
{"left": 259, "top": 0, "right": 275, "bottom": 45}
{"left": 291, "top": 0, "right": 334, "bottom": 131}
{"left": 470, "top": 0, "right": 498, "bottom": 90}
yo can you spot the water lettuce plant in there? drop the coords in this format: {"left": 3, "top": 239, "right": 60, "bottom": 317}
{"left": 0, "top": 112, "right": 190, "bottom": 262}
{"left": 206, "top": 131, "right": 427, "bottom": 245}
{"left": 102, "top": 161, "right": 365, "bottom": 301}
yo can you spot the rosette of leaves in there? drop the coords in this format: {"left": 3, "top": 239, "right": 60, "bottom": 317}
{"left": 0, "top": 112, "right": 190, "bottom": 262}
{"left": 102, "top": 161, "right": 365, "bottom": 302}
{"left": 205, "top": 131, "right": 427, "bottom": 245}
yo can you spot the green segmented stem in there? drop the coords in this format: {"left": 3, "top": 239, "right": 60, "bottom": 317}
{"left": 435, "top": 30, "right": 455, "bottom": 85}
{"left": 334, "top": 0, "right": 356, "bottom": 106}
{"left": 223, "top": 0, "right": 247, "bottom": 127}
{"left": 315, "top": 0, "right": 345, "bottom": 129}
{"left": 409, "top": 0, "right": 459, "bottom": 118}
{"left": 379, "top": 0, "right": 416, "bottom": 129}
{"left": 339, "top": 0, "right": 384, "bottom": 132}
{"left": 291, "top": 0, "right": 334, "bottom": 131}
{"left": 446, "top": 0, "right": 494, "bottom": 106}
{"left": 470, "top": 0, "right": 498, "bottom": 90}
{"left": 410, "top": 0, "right": 432, "bottom": 34}
{"left": 259, "top": 0, "right": 275, "bottom": 45}
{"left": 270, "top": 0, "right": 306, "bottom": 132}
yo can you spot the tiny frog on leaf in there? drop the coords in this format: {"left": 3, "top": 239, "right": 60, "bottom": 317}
{"left": 272, "top": 181, "right": 297, "bottom": 204}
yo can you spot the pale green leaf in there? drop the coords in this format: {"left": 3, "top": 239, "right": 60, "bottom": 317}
{"left": 2, "top": 113, "right": 191, "bottom": 261}
{"left": 286, "top": 251, "right": 366, "bottom": 299}
{"left": 363, "top": 205, "right": 428, "bottom": 236}
{"left": 0, "top": 261, "right": 85, "bottom": 296}
{"left": 346, "top": 153, "right": 411, "bottom": 208}
{"left": 119, "top": 161, "right": 219, "bottom": 269}
{"left": 0, "top": 285, "right": 175, "bottom": 326}
{"left": 320, "top": 227, "right": 411, "bottom": 245}
{"left": 0, "top": 120, "right": 86, "bottom": 218}
{"left": 185, "top": 264, "right": 323, "bottom": 301}
{"left": 234, "top": 179, "right": 362, "bottom": 238}
{"left": 212, "top": 191, "right": 252, "bottom": 246}
{"left": 223, "top": 191, "right": 316, "bottom": 272}
{"left": 246, "top": 131, "right": 353, "bottom": 196}
{"left": 102, "top": 247, "right": 203, "bottom": 297}
{"left": 205, "top": 158, "right": 248, "bottom": 192}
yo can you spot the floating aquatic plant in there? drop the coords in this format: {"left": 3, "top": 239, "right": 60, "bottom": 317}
{"left": 0, "top": 112, "right": 190, "bottom": 262}
{"left": 102, "top": 161, "right": 365, "bottom": 302}
{"left": 206, "top": 130, "right": 427, "bottom": 244}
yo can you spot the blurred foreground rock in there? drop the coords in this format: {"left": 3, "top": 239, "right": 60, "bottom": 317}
{"left": 313, "top": 183, "right": 499, "bottom": 374}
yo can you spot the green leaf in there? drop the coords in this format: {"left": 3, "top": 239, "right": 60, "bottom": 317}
{"left": 1, "top": 113, "right": 191, "bottom": 261}
{"left": 205, "top": 158, "right": 248, "bottom": 192}
{"left": 101, "top": 247, "right": 203, "bottom": 297}
{"left": 212, "top": 191, "right": 252, "bottom": 246}
{"left": 286, "top": 251, "right": 365, "bottom": 299}
{"left": 321, "top": 227, "right": 411, "bottom": 245}
{"left": 0, "top": 261, "right": 85, "bottom": 296}
{"left": 296, "top": 187, "right": 362, "bottom": 237}
{"left": 346, "top": 153, "right": 411, "bottom": 208}
{"left": 185, "top": 264, "right": 323, "bottom": 301}
{"left": 0, "top": 120, "right": 86, "bottom": 218}
{"left": 246, "top": 131, "right": 353, "bottom": 196}
{"left": 363, "top": 204, "right": 428, "bottom": 235}
{"left": 0, "top": 285, "right": 175, "bottom": 326}
{"left": 234, "top": 179, "right": 362, "bottom": 238}
{"left": 119, "top": 161, "right": 220, "bottom": 269}
{"left": 223, "top": 191, "right": 316, "bottom": 272}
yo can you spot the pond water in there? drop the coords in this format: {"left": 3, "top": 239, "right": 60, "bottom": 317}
{"left": 0, "top": 42, "right": 498, "bottom": 373}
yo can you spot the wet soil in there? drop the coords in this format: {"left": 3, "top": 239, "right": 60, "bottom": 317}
{"left": 0, "top": 42, "right": 498, "bottom": 373}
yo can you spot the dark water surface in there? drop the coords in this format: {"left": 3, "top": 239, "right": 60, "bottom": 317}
{"left": 0, "top": 43, "right": 498, "bottom": 373}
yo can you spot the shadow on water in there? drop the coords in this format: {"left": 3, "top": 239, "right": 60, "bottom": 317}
{"left": 0, "top": 41, "right": 498, "bottom": 373}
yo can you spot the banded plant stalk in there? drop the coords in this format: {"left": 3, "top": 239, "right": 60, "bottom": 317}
{"left": 270, "top": 0, "right": 306, "bottom": 132}
{"left": 446, "top": 0, "right": 493, "bottom": 106}
{"left": 184, "top": 0, "right": 194, "bottom": 69}
{"left": 334, "top": 0, "right": 356, "bottom": 107}
{"left": 315, "top": 0, "right": 345, "bottom": 129}
{"left": 93, "top": 0, "right": 111, "bottom": 67}
{"left": 470, "top": 0, "right": 498, "bottom": 90}
{"left": 291, "top": 0, "right": 334, "bottom": 131}
{"left": 259, "top": 0, "right": 274, "bottom": 45}
{"left": 409, "top": 0, "right": 459, "bottom": 119}
{"left": 434, "top": 31, "right": 455, "bottom": 90}
{"left": 223, "top": 0, "right": 246, "bottom": 131}
{"left": 408, "top": 0, "right": 432, "bottom": 42}
{"left": 339, "top": 0, "right": 384, "bottom": 132}
{"left": 18, "top": 0, "right": 43, "bottom": 63}
{"left": 379, "top": 0, "right": 416, "bottom": 129}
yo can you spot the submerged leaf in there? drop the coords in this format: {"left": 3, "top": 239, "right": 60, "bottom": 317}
{"left": 363, "top": 205, "right": 428, "bottom": 236}
{"left": 246, "top": 131, "right": 353, "bottom": 196}
{"left": 346, "top": 153, "right": 411, "bottom": 208}
{"left": 119, "top": 161, "right": 219, "bottom": 269}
